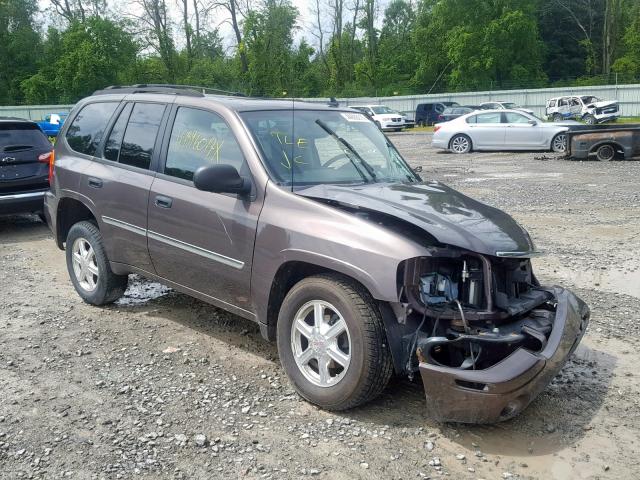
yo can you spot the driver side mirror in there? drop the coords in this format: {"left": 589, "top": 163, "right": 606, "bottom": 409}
{"left": 193, "top": 164, "right": 251, "bottom": 196}
{"left": 528, "top": 119, "right": 537, "bottom": 126}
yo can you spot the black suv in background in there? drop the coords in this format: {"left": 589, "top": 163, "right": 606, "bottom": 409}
{"left": 0, "top": 118, "right": 53, "bottom": 217}
{"left": 415, "top": 102, "right": 459, "bottom": 126}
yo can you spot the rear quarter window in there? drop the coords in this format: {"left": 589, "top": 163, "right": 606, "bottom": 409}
{"left": 65, "top": 102, "right": 119, "bottom": 156}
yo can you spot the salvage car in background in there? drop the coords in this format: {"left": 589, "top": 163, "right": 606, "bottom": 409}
{"left": 566, "top": 124, "right": 640, "bottom": 161}
{"left": 480, "top": 101, "right": 534, "bottom": 115}
{"left": 350, "top": 105, "right": 405, "bottom": 131}
{"left": 437, "top": 106, "right": 476, "bottom": 122}
{"left": 546, "top": 96, "right": 619, "bottom": 124}
{"left": 46, "top": 85, "right": 589, "bottom": 423}
{"left": 415, "top": 102, "right": 460, "bottom": 126}
{"left": 0, "top": 117, "right": 53, "bottom": 217}
{"left": 432, "top": 109, "right": 578, "bottom": 154}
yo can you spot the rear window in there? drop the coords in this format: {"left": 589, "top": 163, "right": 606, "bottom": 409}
{"left": 0, "top": 123, "right": 51, "bottom": 151}
{"left": 65, "top": 102, "right": 119, "bottom": 156}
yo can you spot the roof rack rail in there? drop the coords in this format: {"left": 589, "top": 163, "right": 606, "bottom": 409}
{"left": 92, "top": 84, "right": 246, "bottom": 98}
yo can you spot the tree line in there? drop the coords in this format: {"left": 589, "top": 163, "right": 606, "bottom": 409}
{"left": 1, "top": 0, "right": 640, "bottom": 105}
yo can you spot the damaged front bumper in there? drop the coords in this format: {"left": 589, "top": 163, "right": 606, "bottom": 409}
{"left": 417, "top": 287, "right": 589, "bottom": 423}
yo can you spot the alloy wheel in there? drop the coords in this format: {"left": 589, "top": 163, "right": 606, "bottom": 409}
{"left": 290, "top": 300, "right": 351, "bottom": 387}
{"left": 553, "top": 134, "right": 567, "bottom": 153}
{"left": 71, "top": 237, "right": 99, "bottom": 292}
{"left": 451, "top": 135, "right": 470, "bottom": 153}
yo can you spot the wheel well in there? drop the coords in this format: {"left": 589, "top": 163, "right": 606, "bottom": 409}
{"left": 56, "top": 198, "right": 97, "bottom": 249}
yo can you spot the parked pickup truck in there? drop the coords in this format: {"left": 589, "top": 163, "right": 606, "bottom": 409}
{"left": 566, "top": 124, "right": 640, "bottom": 161}
{"left": 36, "top": 113, "right": 68, "bottom": 137}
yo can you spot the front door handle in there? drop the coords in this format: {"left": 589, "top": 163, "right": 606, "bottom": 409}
{"left": 154, "top": 195, "right": 173, "bottom": 208}
{"left": 88, "top": 177, "right": 103, "bottom": 188}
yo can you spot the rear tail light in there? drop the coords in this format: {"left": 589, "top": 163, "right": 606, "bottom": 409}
{"left": 40, "top": 150, "right": 55, "bottom": 183}
{"left": 434, "top": 125, "right": 441, "bottom": 133}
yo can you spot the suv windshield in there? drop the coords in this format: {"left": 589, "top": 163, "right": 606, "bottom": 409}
{"left": 502, "top": 103, "right": 517, "bottom": 109}
{"left": 371, "top": 106, "right": 394, "bottom": 114}
{"left": 241, "top": 110, "right": 418, "bottom": 187}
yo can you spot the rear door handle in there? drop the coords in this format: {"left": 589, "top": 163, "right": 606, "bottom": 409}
{"left": 154, "top": 195, "right": 173, "bottom": 208}
{"left": 88, "top": 177, "right": 103, "bottom": 188}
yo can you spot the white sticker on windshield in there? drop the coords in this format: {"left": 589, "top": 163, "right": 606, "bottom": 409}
{"left": 341, "top": 112, "right": 369, "bottom": 122}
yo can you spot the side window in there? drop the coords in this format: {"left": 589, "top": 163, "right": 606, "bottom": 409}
{"left": 558, "top": 98, "right": 567, "bottom": 107}
{"left": 548, "top": 99, "right": 557, "bottom": 107}
{"left": 65, "top": 102, "right": 119, "bottom": 156}
{"left": 118, "top": 103, "right": 166, "bottom": 169}
{"left": 103, "top": 103, "right": 133, "bottom": 162}
{"left": 475, "top": 113, "right": 502, "bottom": 123}
{"left": 165, "top": 107, "right": 246, "bottom": 181}
{"left": 503, "top": 112, "right": 530, "bottom": 123}
{"left": 435, "top": 104, "right": 445, "bottom": 113}
{"left": 466, "top": 115, "right": 477, "bottom": 124}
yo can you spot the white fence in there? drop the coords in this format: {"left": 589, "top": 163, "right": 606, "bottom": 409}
{"left": 3, "top": 83, "right": 640, "bottom": 120}
{"left": 0, "top": 104, "right": 74, "bottom": 121}
{"left": 303, "top": 84, "right": 640, "bottom": 118}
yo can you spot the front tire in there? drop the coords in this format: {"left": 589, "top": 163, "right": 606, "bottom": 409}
{"left": 276, "top": 274, "right": 392, "bottom": 411}
{"left": 583, "top": 114, "right": 596, "bottom": 125}
{"left": 66, "top": 221, "right": 128, "bottom": 305}
{"left": 552, "top": 113, "right": 563, "bottom": 122}
{"left": 450, "top": 134, "right": 472, "bottom": 154}
{"left": 551, "top": 133, "right": 567, "bottom": 153}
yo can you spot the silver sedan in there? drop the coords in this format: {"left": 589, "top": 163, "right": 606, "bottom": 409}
{"left": 431, "top": 109, "right": 580, "bottom": 154}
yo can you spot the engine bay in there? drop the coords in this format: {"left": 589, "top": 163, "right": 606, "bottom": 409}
{"left": 399, "top": 249, "right": 557, "bottom": 375}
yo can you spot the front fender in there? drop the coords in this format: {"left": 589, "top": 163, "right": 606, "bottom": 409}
{"left": 250, "top": 182, "right": 428, "bottom": 326}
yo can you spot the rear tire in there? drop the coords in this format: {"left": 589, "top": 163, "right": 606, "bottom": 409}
{"left": 595, "top": 144, "right": 615, "bottom": 162}
{"left": 276, "top": 274, "right": 392, "bottom": 411}
{"left": 66, "top": 221, "right": 128, "bottom": 305}
{"left": 449, "top": 134, "right": 472, "bottom": 154}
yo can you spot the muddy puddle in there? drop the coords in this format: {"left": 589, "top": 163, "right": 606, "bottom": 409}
{"left": 116, "top": 274, "right": 173, "bottom": 306}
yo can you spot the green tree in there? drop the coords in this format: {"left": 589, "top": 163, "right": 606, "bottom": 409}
{"left": 377, "top": 0, "right": 417, "bottom": 94}
{"left": 22, "top": 17, "right": 138, "bottom": 103}
{"left": 612, "top": 2, "right": 640, "bottom": 77}
{"left": 243, "top": 0, "right": 303, "bottom": 96}
{"left": 0, "top": 0, "right": 42, "bottom": 104}
{"left": 413, "top": 0, "right": 546, "bottom": 92}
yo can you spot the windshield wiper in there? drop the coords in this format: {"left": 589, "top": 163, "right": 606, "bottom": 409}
{"left": 315, "top": 119, "right": 377, "bottom": 182}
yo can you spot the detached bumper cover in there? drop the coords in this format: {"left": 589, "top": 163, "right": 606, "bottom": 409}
{"left": 419, "top": 287, "right": 589, "bottom": 423}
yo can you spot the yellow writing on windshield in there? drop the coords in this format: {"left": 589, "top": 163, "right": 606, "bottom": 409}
{"left": 270, "top": 131, "right": 308, "bottom": 169}
{"left": 176, "top": 129, "right": 224, "bottom": 162}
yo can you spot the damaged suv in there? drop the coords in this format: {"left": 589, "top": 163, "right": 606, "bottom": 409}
{"left": 45, "top": 85, "right": 590, "bottom": 423}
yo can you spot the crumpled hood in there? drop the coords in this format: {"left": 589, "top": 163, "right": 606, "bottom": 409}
{"left": 297, "top": 181, "right": 535, "bottom": 256}
{"left": 590, "top": 100, "right": 617, "bottom": 109}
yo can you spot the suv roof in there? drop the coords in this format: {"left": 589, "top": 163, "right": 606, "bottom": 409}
{"left": 85, "top": 84, "right": 345, "bottom": 113}
{"left": 0, "top": 116, "right": 36, "bottom": 124}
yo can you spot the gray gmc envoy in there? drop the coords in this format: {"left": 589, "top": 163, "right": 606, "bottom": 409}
{"left": 45, "top": 85, "right": 590, "bottom": 423}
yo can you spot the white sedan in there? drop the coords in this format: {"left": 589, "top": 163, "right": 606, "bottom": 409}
{"left": 431, "top": 109, "right": 580, "bottom": 154}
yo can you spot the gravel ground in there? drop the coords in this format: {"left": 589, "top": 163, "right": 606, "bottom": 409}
{"left": 1, "top": 132, "right": 639, "bottom": 479}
